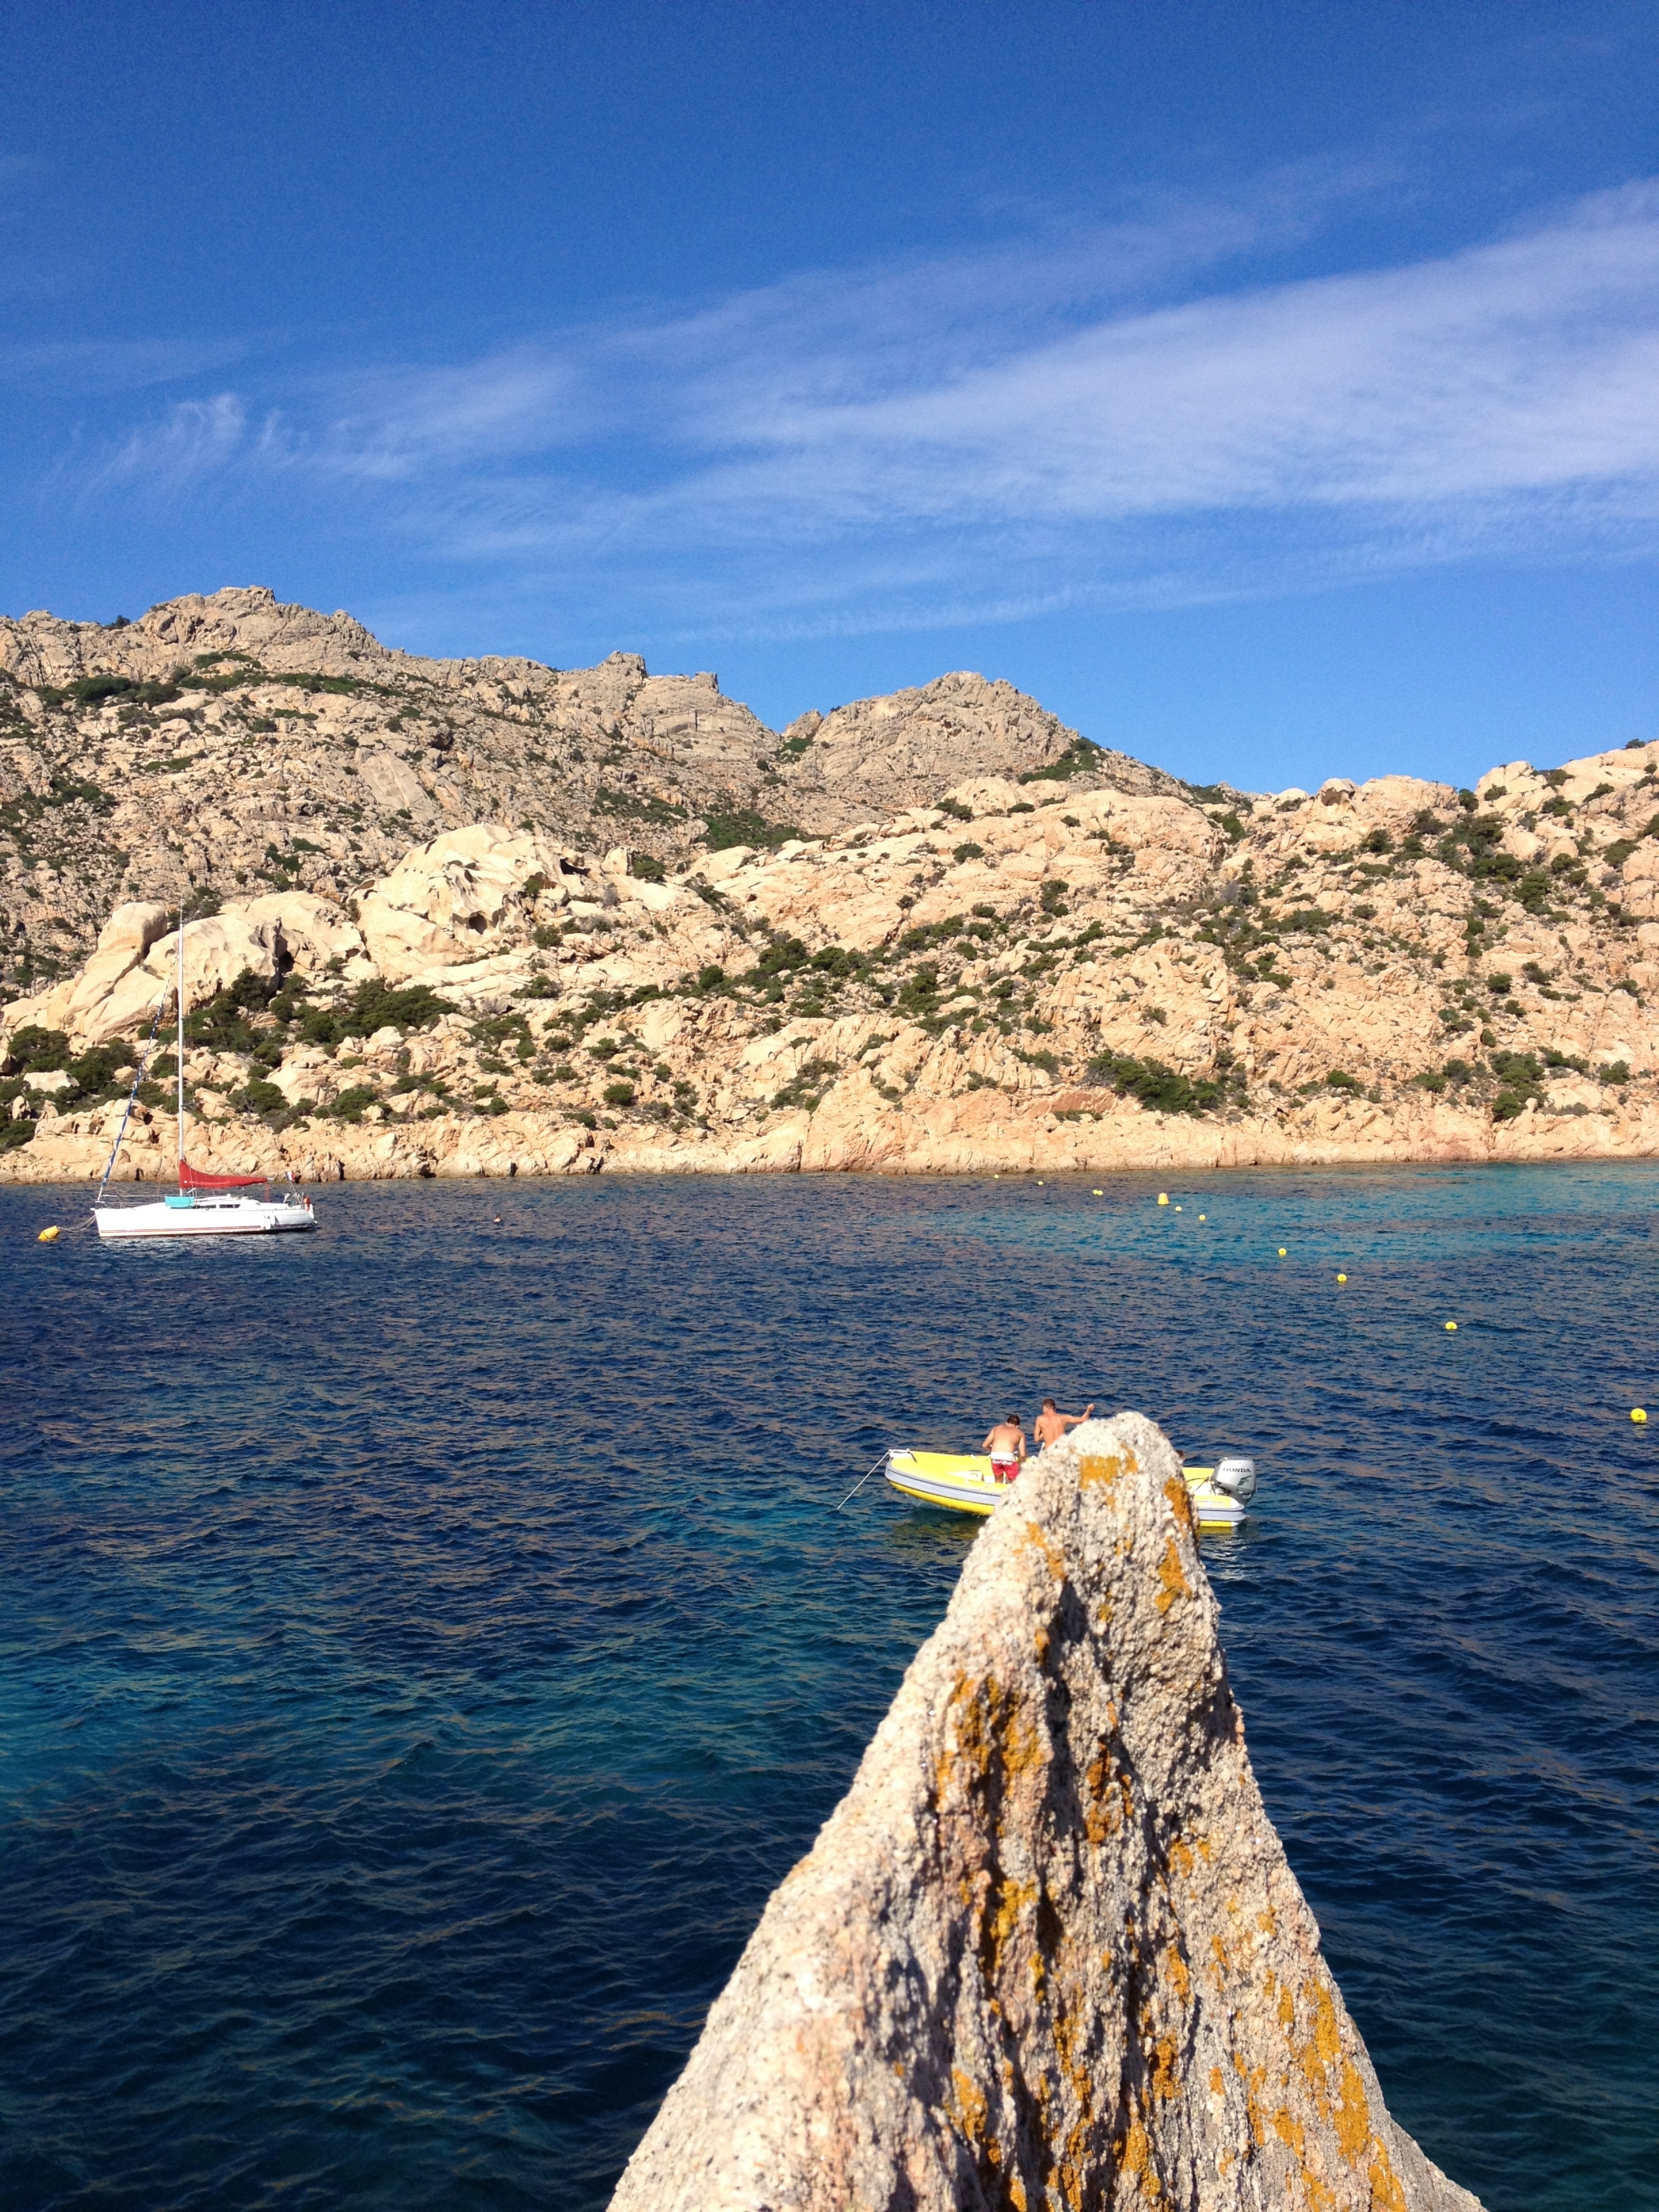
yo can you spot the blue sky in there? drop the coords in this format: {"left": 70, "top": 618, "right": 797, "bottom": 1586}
{"left": 3, "top": 0, "right": 1656, "bottom": 792}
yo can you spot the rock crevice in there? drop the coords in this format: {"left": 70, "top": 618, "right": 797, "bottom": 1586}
{"left": 611, "top": 1415, "right": 1481, "bottom": 2212}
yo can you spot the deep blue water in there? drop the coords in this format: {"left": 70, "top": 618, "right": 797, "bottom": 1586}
{"left": 2, "top": 1166, "right": 1655, "bottom": 2212}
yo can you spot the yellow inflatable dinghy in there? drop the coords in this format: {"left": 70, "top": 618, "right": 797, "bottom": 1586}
{"left": 884, "top": 1449, "right": 1258, "bottom": 1531}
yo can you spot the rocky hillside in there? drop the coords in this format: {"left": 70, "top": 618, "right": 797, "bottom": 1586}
{"left": 0, "top": 587, "right": 1193, "bottom": 1000}
{"left": 611, "top": 1413, "right": 1482, "bottom": 2211}
{"left": 775, "top": 670, "right": 1189, "bottom": 831}
{"left": 5, "top": 719, "right": 1659, "bottom": 1183}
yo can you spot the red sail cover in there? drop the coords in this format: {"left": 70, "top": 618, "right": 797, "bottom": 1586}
{"left": 180, "top": 1160, "right": 268, "bottom": 1190}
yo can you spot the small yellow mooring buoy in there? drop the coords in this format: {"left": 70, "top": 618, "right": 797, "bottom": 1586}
{"left": 1336, "top": 1272, "right": 1347, "bottom": 1284}
{"left": 37, "top": 1225, "right": 60, "bottom": 1243}
{"left": 1092, "top": 1188, "right": 1103, "bottom": 1196}
{"left": 1198, "top": 1213, "right": 1206, "bottom": 1221}
{"left": 1632, "top": 1408, "right": 1647, "bottom": 1425}
{"left": 1158, "top": 1192, "right": 1169, "bottom": 1206}
{"left": 1174, "top": 1205, "right": 1183, "bottom": 1212}
{"left": 1277, "top": 1247, "right": 1287, "bottom": 1257}
{"left": 1445, "top": 1321, "right": 1458, "bottom": 1332}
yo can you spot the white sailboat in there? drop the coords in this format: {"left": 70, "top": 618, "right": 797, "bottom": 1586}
{"left": 92, "top": 916, "right": 318, "bottom": 1240}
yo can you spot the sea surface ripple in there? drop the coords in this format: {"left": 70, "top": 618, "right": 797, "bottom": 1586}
{"left": 2, "top": 1166, "right": 1655, "bottom": 2211}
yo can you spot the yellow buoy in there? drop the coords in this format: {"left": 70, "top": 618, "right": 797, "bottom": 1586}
{"left": 1277, "top": 1247, "right": 1287, "bottom": 1256}
{"left": 1174, "top": 1205, "right": 1183, "bottom": 1212}
{"left": 1198, "top": 1213, "right": 1206, "bottom": 1221}
{"left": 1445, "top": 1321, "right": 1457, "bottom": 1332}
{"left": 1157, "top": 1192, "right": 1169, "bottom": 1206}
{"left": 1336, "top": 1272, "right": 1347, "bottom": 1284}
{"left": 1633, "top": 1408, "right": 1647, "bottom": 1425}
{"left": 1092, "top": 1189, "right": 1103, "bottom": 1196}
{"left": 37, "top": 1225, "right": 60, "bottom": 1243}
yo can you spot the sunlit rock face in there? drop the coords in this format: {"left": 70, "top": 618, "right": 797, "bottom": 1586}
{"left": 610, "top": 1413, "right": 1483, "bottom": 2212}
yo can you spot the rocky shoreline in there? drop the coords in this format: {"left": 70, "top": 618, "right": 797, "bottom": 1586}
{"left": 8, "top": 1081, "right": 1659, "bottom": 1189}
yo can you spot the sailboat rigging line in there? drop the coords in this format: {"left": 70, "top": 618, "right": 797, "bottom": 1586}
{"left": 91, "top": 986, "right": 171, "bottom": 1210}
{"left": 833, "top": 1452, "right": 891, "bottom": 1513}
{"left": 176, "top": 909, "right": 185, "bottom": 1185}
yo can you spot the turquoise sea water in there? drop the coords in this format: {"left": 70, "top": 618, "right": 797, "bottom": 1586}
{"left": 1, "top": 1166, "right": 1655, "bottom": 2211}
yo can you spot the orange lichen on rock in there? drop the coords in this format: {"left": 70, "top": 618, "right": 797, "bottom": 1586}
{"left": 1164, "top": 1473, "right": 1196, "bottom": 1536}
{"left": 609, "top": 1413, "right": 1483, "bottom": 2212}
{"left": 1153, "top": 1536, "right": 1190, "bottom": 1614}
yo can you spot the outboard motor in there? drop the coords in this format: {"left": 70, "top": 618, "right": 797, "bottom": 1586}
{"left": 1212, "top": 1455, "right": 1257, "bottom": 1503}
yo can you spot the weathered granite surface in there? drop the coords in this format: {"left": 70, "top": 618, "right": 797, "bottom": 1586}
{"left": 611, "top": 1415, "right": 1482, "bottom": 2212}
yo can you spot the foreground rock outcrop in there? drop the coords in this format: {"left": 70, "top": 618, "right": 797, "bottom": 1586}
{"left": 613, "top": 1416, "right": 1481, "bottom": 2212}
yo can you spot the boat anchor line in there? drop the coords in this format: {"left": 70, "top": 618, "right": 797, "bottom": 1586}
{"left": 834, "top": 1452, "right": 895, "bottom": 1513}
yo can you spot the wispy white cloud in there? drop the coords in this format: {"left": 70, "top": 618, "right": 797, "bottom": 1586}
{"left": 0, "top": 335, "right": 256, "bottom": 394}
{"left": 96, "top": 393, "right": 260, "bottom": 490}
{"left": 74, "top": 176, "right": 1659, "bottom": 637}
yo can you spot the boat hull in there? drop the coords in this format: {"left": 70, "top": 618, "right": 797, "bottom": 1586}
{"left": 94, "top": 1197, "right": 318, "bottom": 1239}
{"left": 885, "top": 1452, "right": 1252, "bottom": 1530}
{"left": 884, "top": 1450, "right": 1006, "bottom": 1516}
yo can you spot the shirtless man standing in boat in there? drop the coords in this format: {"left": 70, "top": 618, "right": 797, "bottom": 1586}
{"left": 1033, "top": 1397, "right": 1094, "bottom": 1449}
{"left": 983, "top": 1413, "right": 1028, "bottom": 1484}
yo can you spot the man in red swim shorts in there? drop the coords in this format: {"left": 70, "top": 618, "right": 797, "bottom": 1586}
{"left": 983, "top": 1412, "right": 1028, "bottom": 1483}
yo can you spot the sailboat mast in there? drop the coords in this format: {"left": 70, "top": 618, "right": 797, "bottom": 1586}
{"left": 176, "top": 911, "right": 185, "bottom": 1191}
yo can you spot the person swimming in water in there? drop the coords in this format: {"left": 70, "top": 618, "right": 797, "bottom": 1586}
{"left": 1033, "top": 1397, "right": 1094, "bottom": 1450}
{"left": 982, "top": 1413, "right": 1027, "bottom": 1483}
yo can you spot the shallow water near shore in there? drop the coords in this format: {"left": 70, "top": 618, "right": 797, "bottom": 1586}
{"left": 2, "top": 1164, "right": 1656, "bottom": 2212}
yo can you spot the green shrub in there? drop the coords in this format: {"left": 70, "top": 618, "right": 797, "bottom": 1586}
{"left": 238, "top": 1077, "right": 287, "bottom": 1114}
{"left": 1085, "top": 1051, "right": 1237, "bottom": 1118}
{"left": 769, "top": 1059, "right": 839, "bottom": 1112}
{"left": 754, "top": 935, "right": 810, "bottom": 975}
{"left": 938, "top": 797, "right": 973, "bottom": 822}
{"left": 701, "top": 806, "right": 799, "bottom": 851}
{"left": 328, "top": 1084, "right": 380, "bottom": 1122}
{"left": 628, "top": 853, "right": 666, "bottom": 883}
{"left": 1600, "top": 1060, "right": 1631, "bottom": 1085}
{"left": 1486, "top": 972, "right": 1513, "bottom": 996}
{"left": 1019, "top": 739, "right": 1102, "bottom": 785}
{"left": 595, "top": 787, "right": 688, "bottom": 828}
{"left": 71, "top": 674, "right": 136, "bottom": 705}
{"left": 953, "top": 841, "right": 985, "bottom": 862}
{"left": 3, "top": 1025, "right": 70, "bottom": 1074}
{"left": 298, "top": 979, "right": 452, "bottom": 1046}
{"left": 187, "top": 967, "right": 282, "bottom": 1051}
{"left": 602, "top": 1080, "right": 636, "bottom": 1107}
